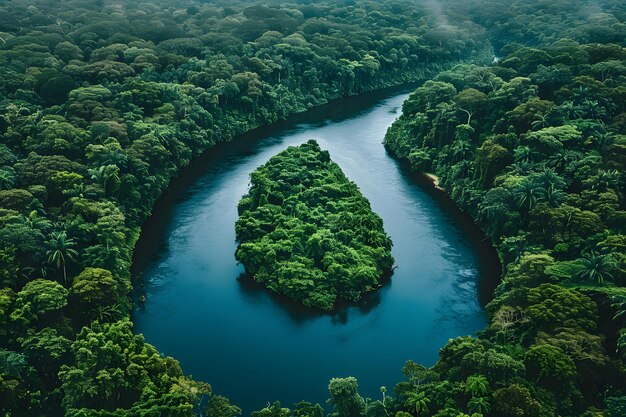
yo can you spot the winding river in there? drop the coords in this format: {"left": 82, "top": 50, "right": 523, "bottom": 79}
{"left": 132, "top": 87, "right": 497, "bottom": 412}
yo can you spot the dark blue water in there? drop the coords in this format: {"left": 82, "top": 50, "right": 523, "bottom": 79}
{"left": 132, "top": 88, "right": 492, "bottom": 413}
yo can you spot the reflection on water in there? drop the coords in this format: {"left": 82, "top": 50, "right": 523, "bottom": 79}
{"left": 132, "top": 86, "right": 498, "bottom": 413}
{"left": 236, "top": 273, "right": 385, "bottom": 325}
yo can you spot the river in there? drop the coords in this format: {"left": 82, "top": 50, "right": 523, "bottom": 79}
{"left": 132, "top": 86, "right": 496, "bottom": 413}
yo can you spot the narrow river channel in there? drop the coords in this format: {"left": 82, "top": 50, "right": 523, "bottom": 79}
{"left": 132, "top": 87, "right": 495, "bottom": 412}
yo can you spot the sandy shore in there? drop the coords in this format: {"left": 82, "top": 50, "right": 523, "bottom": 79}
{"left": 424, "top": 172, "right": 445, "bottom": 192}
{"left": 425, "top": 172, "right": 440, "bottom": 187}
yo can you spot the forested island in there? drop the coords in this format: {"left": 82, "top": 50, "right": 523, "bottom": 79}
{"left": 0, "top": 0, "right": 625, "bottom": 416}
{"left": 236, "top": 140, "right": 394, "bottom": 310}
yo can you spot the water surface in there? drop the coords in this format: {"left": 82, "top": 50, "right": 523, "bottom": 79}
{"left": 132, "top": 88, "right": 492, "bottom": 412}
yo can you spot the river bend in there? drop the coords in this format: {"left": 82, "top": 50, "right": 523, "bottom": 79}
{"left": 132, "top": 88, "right": 490, "bottom": 412}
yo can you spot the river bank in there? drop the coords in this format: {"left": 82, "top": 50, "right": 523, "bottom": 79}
{"left": 131, "top": 89, "right": 499, "bottom": 411}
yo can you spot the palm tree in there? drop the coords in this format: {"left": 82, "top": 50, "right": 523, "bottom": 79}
{"left": 547, "top": 151, "right": 572, "bottom": 170}
{"left": 0, "top": 170, "right": 14, "bottom": 190}
{"left": 572, "top": 85, "right": 590, "bottom": 102}
{"left": 22, "top": 210, "right": 52, "bottom": 231}
{"left": 19, "top": 265, "right": 49, "bottom": 280}
{"left": 559, "top": 101, "right": 583, "bottom": 120}
{"left": 514, "top": 180, "right": 544, "bottom": 212}
{"left": 89, "top": 166, "right": 106, "bottom": 188}
{"left": 89, "top": 165, "right": 120, "bottom": 194}
{"left": 534, "top": 169, "right": 565, "bottom": 190}
{"left": 575, "top": 251, "right": 616, "bottom": 284}
{"left": 380, "top": 386, "right": 387, "bottom": 403}
{"left": 61, "top": 183, "right": 102, "bottom": 212}
{"left": 451, "top": 140, "right": 472, "bottom": 162}
{"left": 592, "top": 132, "right": 614, "bottom": 150}
{"left": 405, "top": 391, "right": 430, "bottom": 417}
{"left": 468, "top": 396, "right": 491, "bottom": 415}
{"left": 613, "top": 297, "right": 626, "bottom": 356}
{"left": 593, "top": 169, "right": 622, "bottom": 192}
{"left": 513, "top": 146, "right": 533, "bottom": 163}
{"left": 617, "top": 330, "right": 626, "bottom": 356}
{"left": 612, "top": 296, "right": 626, "bottom": 321}
{"left": 46, "top": 231, "right": 78, "bottom": 285}
{"left": 64, "top": 183, "right": 100, "bottom": 199}
{"left": 530, "top": 113, "right": 550, "bottom": 129}
{"left": 96, "top": 147, "right": 128, "bottom": 168}
{"left": 464, "top": 375, "right": 489, "bottom": 397}
{"left": 91, "top": 303, "right": 123, "bottom": 322}
{"left": 508, "top": 161, "right": 534, "bottom": 176}
{"left": 539, "top": 185, "right": 566, "bottom": 208}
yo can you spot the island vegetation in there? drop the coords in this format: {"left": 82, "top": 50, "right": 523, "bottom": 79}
{"left": 0, "top": 0, "right": 624, "bottom": 416}
{"left": 236, "top": 140, "right": 394, "bottom": 310}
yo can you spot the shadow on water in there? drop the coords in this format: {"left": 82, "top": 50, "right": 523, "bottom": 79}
{"left": 235, "top": 273, "right": 387, "bottom": 325}
{"left": 392, "top": 158, "right": 502, "bottom": 305}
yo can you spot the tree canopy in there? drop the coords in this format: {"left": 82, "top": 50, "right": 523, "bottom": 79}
{"left": 383, "top": 10, "right": 626, "bottom": 415}
{"left": 236, "top": 140, "right": 393, "bottom": 310}
{"left": 0, "top": 0, "right": 625, "bottom": 415}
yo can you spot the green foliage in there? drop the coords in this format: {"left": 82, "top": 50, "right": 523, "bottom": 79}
{"left": 327, "top": 377, "right": 365, "bottom": 417}
{"left": 293, "top": 401, "right": 324, "bottom": 417}
{"left": 58, "top": 320, "right": 194, "bottom": 413}
{"left": 18, "top": 327, "right": 72, "bottom": 378}
{"left": 384, "top": 8, "right": 626, "bottom": 415}
{"left": 0, "top": 0, "right": 498, "bottom": 411}
{"left": 11, "top": 278, "right": 68, "bottom": 325}
{"left": 252, "top": 402, "right": 291, "bottom": 417}
{"left": 0, "top": 189, "right": 34, "bottom": 212}
{"left": 250, "top": 401, "right": 324, "bottom": 417}
{"left": 404, "top": 391, "right": 430, "bottom": 416}
{"left": 235, "top": 141, "right": 393, "bottom": 309}
{"left": 70, "top": 267, "right": 130, "bottom": 312}
{"left": 205, "top": 395, "right": 242, "bottom": 417}
{"left": 574, "top": 251, "right": 617, "bottom": 283}
{"left": 526, "top": 284, "right": 598, "bottom": 332}
{"left": 492, "top": 384, "right": 542, "bottom": 417}
{"left": 467, "top": 396, "right": 491, "bottom": 415}
{"left": 605, "top": 396, "right": 626, "bottom": 417}
{"left": 46, "top": 231, "right": 78, "bottom": 285}
{"left": 464, "top": 375, "right": 489, "bottom": 397}
{"left": 0, "top": 0, "right": 624, "bottom": 415}
{"left": 524, "top": 344, "right": 577, "bottom": 386}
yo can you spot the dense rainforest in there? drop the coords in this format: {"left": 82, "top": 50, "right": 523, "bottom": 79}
{"left": 383, "top": 4, "right": 626, "bottom": 417}
{"left": 0, "top": 0, "right": 491, "bottom": 415}
{"left": 0, "top": 0, "right": 624, "bottom": 416}
{"left": 235, "top": 140, "right": 394, "bottom": 310}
